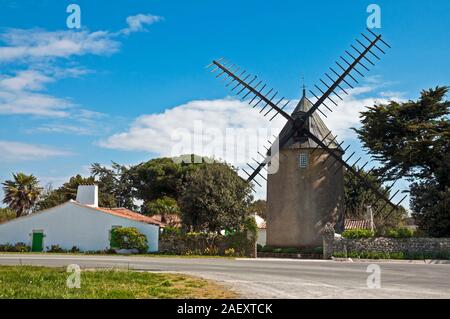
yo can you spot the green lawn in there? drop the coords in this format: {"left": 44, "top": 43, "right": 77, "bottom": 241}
{"left": 0, "top": 266, "right": 236, "bottom": 299}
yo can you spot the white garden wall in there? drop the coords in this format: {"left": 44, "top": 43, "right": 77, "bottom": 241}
{"left": 0, "top": 201, "right": 159, "bottom": 252}
{"left": 257, "top": 229, "right": 267, "bottom": 247}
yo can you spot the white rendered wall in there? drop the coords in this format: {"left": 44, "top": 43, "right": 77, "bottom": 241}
{"left": 76, "top": 185, "right": 98, "bottom": 207}
{"left": 257, "top": 229, "right": 267, "bottom": 247}
{"left": 0, "top": 202, "right": 159, "bottom": 252}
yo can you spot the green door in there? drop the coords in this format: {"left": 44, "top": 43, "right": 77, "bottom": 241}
{"left": 31, "top": 232, "right": 44, "bottom": 252}
{"left": 109, "top": 227, "right": 120, "bottom": 249}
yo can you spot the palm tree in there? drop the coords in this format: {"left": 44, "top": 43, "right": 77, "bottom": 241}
{"left": 2, "top": 173, "right": 42, "bottom": 217}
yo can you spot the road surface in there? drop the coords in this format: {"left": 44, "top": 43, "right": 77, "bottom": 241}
{"left": 0, "top": 254, "right": 449, "bottom": 298}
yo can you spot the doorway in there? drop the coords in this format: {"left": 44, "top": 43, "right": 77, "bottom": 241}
{"left": 31, "top": 231, "right": 44, "bottom": 252}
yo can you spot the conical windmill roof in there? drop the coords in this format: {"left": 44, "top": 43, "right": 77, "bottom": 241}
{"left": 278, "top": 91, "right": 341, "bottom": 150}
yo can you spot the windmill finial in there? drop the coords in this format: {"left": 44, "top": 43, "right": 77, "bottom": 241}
{"left": 301, "top": 75, "right": 306, "bottom": 98}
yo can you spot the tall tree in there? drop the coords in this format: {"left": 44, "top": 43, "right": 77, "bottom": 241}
{"left": 2, "top": 173, "right": 42, "bottom": 217}
{"left": 179, "top": 162, "right": 253, "bottom": 232}
{"left": 0, "top": 207, "right": 16, "bottom": 223}
{"left": 130, "top": 157, "right": 187, "bottom": 202}
{"left": 354, "top": 86, "right": 449, "bottom": 236}
{"left": 36, "top": 175, "right": 116, "bottom": 210}
{"left": 248, "top": 199, "right": 267, "bottom": 220}
{"left": 129, "top": 155, "right": 210, "bottom": 211}
{"left": 410, "top": 180, "right": 450, "bottom": 237}
{"left": 91, "top": 162, "right": 135, "bottom": 209}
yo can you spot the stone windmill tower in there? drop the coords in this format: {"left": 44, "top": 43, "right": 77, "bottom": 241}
{"left": 208, "top": 29, "right": 406, "bottom": 248}
{"left": 267, "top": 88, "right": 344, "bottom": 248}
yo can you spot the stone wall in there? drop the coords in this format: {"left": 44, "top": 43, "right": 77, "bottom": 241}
{"left": 333, "top": 237, "right": 450, "bottom": 255}
{"left": 159, "top": 231, "right": 256, "bottom": 257}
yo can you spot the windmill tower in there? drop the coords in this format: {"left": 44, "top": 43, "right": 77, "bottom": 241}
{"left": 207, "top": 29, "right": 406, "bottom": 248}
{"left": 267, "top": 88, "right": 344, "bottom": 247}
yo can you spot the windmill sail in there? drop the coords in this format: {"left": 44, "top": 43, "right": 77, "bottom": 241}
{"left": 208, "top": 29, "right": 405, "bottom": 214}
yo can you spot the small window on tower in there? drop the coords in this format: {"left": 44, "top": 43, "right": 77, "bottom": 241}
{"left": 299, "top": 153, "right": 309, "bottom": 168}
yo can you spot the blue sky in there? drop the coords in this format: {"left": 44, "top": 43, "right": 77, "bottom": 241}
{"left": 0, "top": 0, "right": 449, "bottom": 208}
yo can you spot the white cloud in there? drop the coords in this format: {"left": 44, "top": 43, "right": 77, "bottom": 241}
{"left": 100, "top": 86, "right": 397, "bottom": 161}
{"left": 0, "top": 12, "right": 162, "bottom": 121}
{"left": 0, "top": 89, "right": 73, "bottom": 117}
{"left": 100, "top": 98, "right": 288, "bottom": 164}
{"left": 0, "top": 68, "right": 75, "bottom": 117}
{"left": 99, "top": 85, "right": 404, "bottom": 168}
{"left": 121, "top": 14, "right": 163, "bottom": 35}
{"left": 0, "top": 29, "right": 120, "bottom": 62}
{"left": 0, "top": 140, "right": 73, "bottom": 161}
{"left": 99, "top": 86, "right": 407, "bottom": 202}
{"left": 320, "top": 86, "right": 403, "bottom": 139}
{"left": 0, "top": 70, "right": 53, "bottom": 91}
{"left": 32, "top": 124, "right": 93, "bottom": 135}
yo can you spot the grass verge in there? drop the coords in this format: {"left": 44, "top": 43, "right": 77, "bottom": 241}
{"left": 0, "top": 265, "right": 236, "bottom": 299}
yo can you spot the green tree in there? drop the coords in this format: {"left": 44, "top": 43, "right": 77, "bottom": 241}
{"left": 142, "top": 196, "right": 180, "bottom": 223}
{"left": 91, "top": 162, "right": 135, "bottom": 210}
{"left": 410, "top": 180, "right": 450, "bottom": 237}
{"left": 0, "top": 207, "right": 16, "bottom": 223}
{"left": 36, "top": 175, "right": 116, "bottom": 210}
{"left": 248, "top": 199, "right": 267, "bottom": 220}
{"left": 344, "top": 169, "right": 406, "bottom": 231}
{"left": 130, "top": 155, "right": 211, "bottom": 211}
{"left": 35, "top": 184, "right": 66, "bottom": 211}
{"left": 2, "top": 173, "right": 42, "bottom": 217}
{"left": 355, "top": 86, "right": 449, "bottom": 236}
{"left": 179, "top": 162, "right": 253, "bottom": 232}
{"left": 130, "top": 157, "right": 187, "bottom": 202}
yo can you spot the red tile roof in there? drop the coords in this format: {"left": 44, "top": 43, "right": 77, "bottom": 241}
{"left": 344, "top": 219, "right": 372, "bottom": 230}
{"left": 151, "top": 214, "right": 181, "bottom": 227}
{"left": 95, "top": 207, "right": 163, "bottom": 226}
{"left": 254, "top": 215, "right": 266, "bottom": 229}
{"left": 257, "top": 220, "right": 266, "bottom": 229}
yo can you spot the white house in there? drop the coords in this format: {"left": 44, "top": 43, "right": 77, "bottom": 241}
{"left": 0, "top": 185, "right": 162, "bottom": 252}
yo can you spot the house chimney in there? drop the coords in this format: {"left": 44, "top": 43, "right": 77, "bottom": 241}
{"left": 76, "top": 184, "right": 98, "bottom": 207}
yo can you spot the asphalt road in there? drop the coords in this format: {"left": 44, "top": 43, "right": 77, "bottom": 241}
{"left": 0, "top": 254, "right": 449, "bottom": 298}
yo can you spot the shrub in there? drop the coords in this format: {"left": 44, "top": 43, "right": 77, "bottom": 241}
{"left": 273, "top": 248, "right": 283, "bottom": 253}
{"left": 111, "top": 227, "right": 149, "bottom": 253}
{"left": 260, "top": 245, "right": 274, "bottom": 253}
{"left": 47, "top": 244, "right": 66, "bottom": 253}
{"left": 386, "top": 227, "right": 415, "bottom": 238}
{"left": 281, "top": 247, "right": 299, "bottom": 254}
{"left": 332, "top": 251, "right": 450, "bottom": 260}
{"left": 0, "top": 242, "right": 31, "bottom": 252}
{"left": 389, "top": 252, "right": 406, "bottom": 259}
{"left": 85, "top": 250, "right": 106, "bottom": 255}
{"left": 332, "top": 252, "right": 347, "bottom": 258}
{"left": 163, "top": 226, "right": 182, "bottom": 236}
{"left": 0, "top": 243, "right": 14, "bottom": 252}
{"left": 313, "top": 246, "right": 323, "bottom": 254}
{"left": 203, "top": 246, "right": 219, "bottom": 255}
{"left": 345, "top": 251, "right": 390, "bottom": 259}
{"left": 14, "top": 242, "right": 30, "bottom": 252}
{"left": 256, "top": 244, "right": 263, "bottom": 252}
{"left": 224, "top": 248, "right": 236, "bottom": 256}
{"left": 70, "top": 246, "right": 80, "bottom": 253}
{"left": 342, "top": 229, "right": 374, "bottom": 239}
{"left": 184, "top": 249, "right": 202, "bottom": 256}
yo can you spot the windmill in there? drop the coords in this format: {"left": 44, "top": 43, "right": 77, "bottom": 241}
{"left": 207, "top": 29, "right": 406, "bottom": 248}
